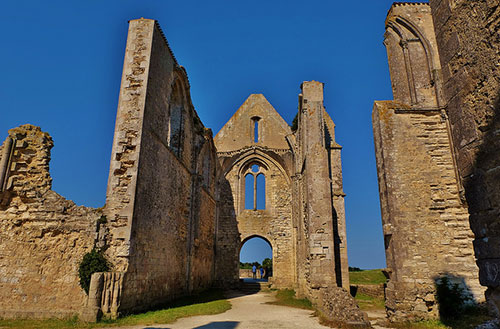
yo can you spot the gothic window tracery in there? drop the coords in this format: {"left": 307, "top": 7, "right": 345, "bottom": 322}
{"left": 243, "top": 163, "right": 266, "bottom": 210}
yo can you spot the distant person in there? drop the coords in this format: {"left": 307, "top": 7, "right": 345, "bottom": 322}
{"left": 252, "top": 265, "right": 257, "bottom": 279}
{"left": 260, "top": 266, "right": 264, "bottom": 279}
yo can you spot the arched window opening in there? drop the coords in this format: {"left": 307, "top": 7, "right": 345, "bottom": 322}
{"left": 245, "top": 174, "right": 254, "bottom": 209}
{"left": 244, "top": 164, "right": 266, "bottom": 210}
{"left": 252, "top": 117, "right": 261, "bottom": 143}
{"left": 239, "top": 236, "right": 273, "bottom": 282}
{"left": 256, "top": 174, "right": 266, "bottom": 210}
{"left": 168, "top": 80, "right": 184, "bottom": 157}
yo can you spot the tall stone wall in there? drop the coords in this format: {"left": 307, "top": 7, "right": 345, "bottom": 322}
{"left": 294, "top": 82, "right": 366, "bottom": 326}
{"left": 429, "top": 0, "right": 500, "bottom": 314}
{"left": 373, "top": 3, "right": 484, "bottom": 321}
{"left": 103, "top": 18, "right": 219, "bottom": 313}
{"left": 373, "top": 102, "right": 483, "bottom": 320}
{"left": 0, "top": 125, "right": 101, "bottom": 319}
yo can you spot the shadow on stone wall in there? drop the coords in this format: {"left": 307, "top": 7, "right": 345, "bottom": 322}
{"left": 462, "top": 92, "right": 500, "bottom": 292}
{"left": 332, "top": 207, "right": 343, "bottom": 287}
{"left": 433, "top": 274, "right": 477, "bottom": 323}
{"left": 215, "top": 177, "right": 240, "bottom": 288}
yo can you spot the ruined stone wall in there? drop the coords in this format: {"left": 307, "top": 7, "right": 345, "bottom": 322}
{"left": 373, "top": 102, "right": 483, "bottom": 321}
{"left": 0, "top": 125, "right": 100, "bottom": 319}
{"left": 373, "top": 3, "right": 484, "bottom": 321}
{"left": 105, "top": 18, "right": 218, "bottom": 313}
{"left": 214, "top": 94, "right": 295, "bottom": 289}
{"left": 213, "top": 86, "right": 367, "bottom": 326}
{"left": 213, "top": 176, "right": 240, "bottom": 287}
{"left": 429, "top": 0, "right": 500, "bottom": 312}
{"left": 294, "top": 82, "right": 363, "bottom": 325}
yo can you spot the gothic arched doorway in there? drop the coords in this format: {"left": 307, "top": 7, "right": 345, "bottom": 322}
{"left": 239, "top": 235, "right": 273, "bottom": 281}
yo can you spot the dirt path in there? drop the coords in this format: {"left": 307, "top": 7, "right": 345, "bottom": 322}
{"left": 365, "top": 309, "right": 390, "bottom": 329}
{"left": 107, "top": 290, "right": 332, "bottom": 329}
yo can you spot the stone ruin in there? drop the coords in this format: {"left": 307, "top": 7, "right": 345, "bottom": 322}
{"left": 374, "top": 0, "right": 500, "bottom": 322}
{"left": 0, "top": 18, "right": 369, "bottom": 326}
{"left": 5, "top": 1, "right": 500, "bottom": 325}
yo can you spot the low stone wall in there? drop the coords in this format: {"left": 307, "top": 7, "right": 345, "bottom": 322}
{"left": 240, "top": 269, "right": 253, "bottom": 278}
{"left": 351, "top": 284, "right": 385, "bottom": 299}
{"left": 239, "top": 268, "right": 268, "bottom": 279}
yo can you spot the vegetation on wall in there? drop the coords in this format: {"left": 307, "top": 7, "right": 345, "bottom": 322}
{"left": 435, "top": 277, "right": 471, "bottom": 319}
{"left": 78, "top": 248, "right": 110, "bottom": 294}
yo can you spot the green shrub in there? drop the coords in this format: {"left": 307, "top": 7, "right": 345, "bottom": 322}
{"left": 78, "top": 248, "right": 110, "bottom": 294}
{"left": 97, "top": 215, "right": 107, "bottom": 224}
{"left": 435, "top": 277, "right": 471, "bottom": 319}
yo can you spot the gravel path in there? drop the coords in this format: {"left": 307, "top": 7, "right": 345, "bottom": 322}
{"left": 105, "top": 290, "right": 332, "bottom": 329}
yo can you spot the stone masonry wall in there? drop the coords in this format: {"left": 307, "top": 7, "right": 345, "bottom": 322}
{"left": 373, "top": 102, "right": 483, "bottom": 321}
{"left": 429, "top": 0, "right": 500, "bottom": 313}
{"left": 296, "top": 82, "right": 367, "bottom": 326}
{"left": 222, "top": 149, "right": 294, "bottom": 288}
{"left": 214, "top": 94, "right": 295, "bottom": 289}
{"left": 105, "top": 18, "right": 219, "bottom": 313}
{"left": 0, "top": 125, "right": 100, "bottom": 319}
{"left": 374, "top": 3, "right": 485, "bottom": 321}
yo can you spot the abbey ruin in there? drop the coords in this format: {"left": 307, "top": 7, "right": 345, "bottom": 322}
{"left": 2, "top": 0, "right": 500, "bottom": 326}
{"left": 374, "top": 0, "right": 500, "bottom": 322}
{"left": 0, "top": 18, "right": 368, "bottom": 326}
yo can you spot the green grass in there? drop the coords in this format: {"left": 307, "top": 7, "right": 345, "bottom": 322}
{"left": 267, "top": 289, "right": 314, "bottom": 310}
{"left": 0, "top": 289, "right": 231, "bottom": 329}
{"left": 349, "top": 269, "right": 387, "bottom": 285}
{"left": 354, "top": 292, "right": 385, "bottom": 311}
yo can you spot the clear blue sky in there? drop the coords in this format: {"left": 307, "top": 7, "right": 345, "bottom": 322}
{"left": 0, "top": 0, "right": 427, "bottom": 269}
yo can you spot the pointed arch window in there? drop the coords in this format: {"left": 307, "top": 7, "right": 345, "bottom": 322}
{"left": 244, "top": 164, "right": 266, "bottom": 210}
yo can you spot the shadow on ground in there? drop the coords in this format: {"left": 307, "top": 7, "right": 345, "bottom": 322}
{"left": 146, "top": 321, "right": 239, "bottom": 329}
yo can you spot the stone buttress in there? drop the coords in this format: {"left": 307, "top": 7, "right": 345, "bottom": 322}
{"left": 373, "top": 2, "right": 484, "bottom": 321}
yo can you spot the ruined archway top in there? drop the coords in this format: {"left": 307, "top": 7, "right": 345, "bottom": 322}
{"left": 222, "top": 147, "right": 291, "bottom": 185}
{"left": 240, "top": 234, "right": 273, "bottom": 251}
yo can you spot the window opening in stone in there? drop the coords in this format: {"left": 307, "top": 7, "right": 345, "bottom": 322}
{"left": 251, "top": 164, "right": 259, "bottom": 173}
{"left": 245, "top": 174, "right": 254, "bottom": 210}
{"left": 168, "top": 81, "right": 184, "bottom": 157}
{"left": 256, "top": 173, "right": 265, "bottom": 210}
{"left": 252, "top": 117, "right": 260, "bottom": 143}
{"left": 239, "top": 236, "right": 272, "bottom": 282}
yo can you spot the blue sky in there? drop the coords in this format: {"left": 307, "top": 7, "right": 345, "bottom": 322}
{"left": 0, "top": 0, "right": 427, "bottom": 269}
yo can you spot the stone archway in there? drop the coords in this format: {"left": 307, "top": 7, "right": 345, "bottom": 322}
{"left": 219, "top": 150, "right": 295, "bottom": 288}
{"left": 239, "top": 235, "right": 273, "bottom": 280}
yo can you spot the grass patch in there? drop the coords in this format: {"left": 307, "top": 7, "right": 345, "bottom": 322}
{"left": 0, "top": 289, "right": 231, "bottom": 329}
{"left": 349, "top": 269, "right": 386, "bottom": 285}
{"left": 354, "top": 292, "right": 385, "bottom": 311}
{"left": 267, "top": 289, "right": 314, "bottom": 310}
